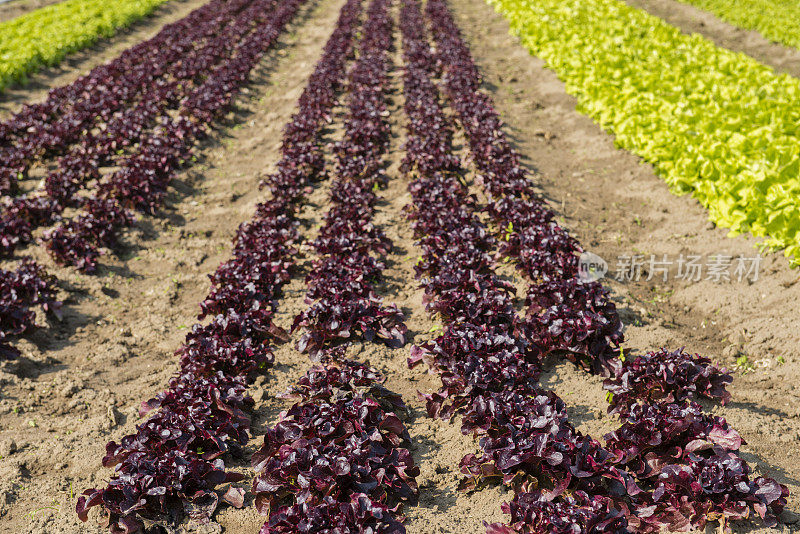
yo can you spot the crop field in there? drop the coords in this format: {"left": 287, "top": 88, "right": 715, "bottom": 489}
{"left": 0, "top": 0, "right": 175, "bottom": 91}
{"left": 0, "top": 0, "right": 799, "bottom": 532}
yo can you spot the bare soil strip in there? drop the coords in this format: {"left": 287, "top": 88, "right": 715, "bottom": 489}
{"left": 623, "top": 0, "right": 800, "bottom": 78}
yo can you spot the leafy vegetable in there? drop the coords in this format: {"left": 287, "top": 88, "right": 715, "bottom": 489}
{"left": 46, "top": 0, "right": 303, "bottom": 271}
{"left": 75, "top": 0, "right": 310, "bottom": 530}
{"left": 603, "top": 348, "right": 733, "bottom": 416}
{"left": 253, "top": 5, "right": 418, "bottom": 532}
{"left": 485, "top": 490, "right": 631, "bottom": 534}
{"left": 293, "top": 0, "right": 406, "bottom": 358}
{"left": 677, "top": 0, "right": 800, "bottom": 50}
{"left": 0, "top": 0, "right": 172, "bottom": 94}
{"left": 488, "top": 0, "right": 800, "bottom": 263}
{"left": 1, "top": 0, "right": 274, "bottom": 264}
{"left": 605, "top": 400, "right": 788, "bottom": 528}
{"left": 252, "top": 360, "right": 418, "bottom": 532}
{"left": 0, "top": 259, "right": 61, "bottom": 359}
{"left": 0, "top": 0, "right": 232, "bottom": 195}
{"left": 406, "top": 0, "right": 790, "bottom": 531}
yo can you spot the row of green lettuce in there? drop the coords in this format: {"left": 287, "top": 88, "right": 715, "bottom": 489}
{"left": 0, "top": 0, "right": 171, "bottom": 92}
{"left": 679, "top": 0, "right": 800, "bottom": 50}
{"left": 488, "top": 0, "right": 800, "bottom": 263}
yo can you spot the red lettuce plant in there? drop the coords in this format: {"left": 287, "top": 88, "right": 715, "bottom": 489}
{"left": 0, "top": 0, "right": 244, "bottom": 195}
{"left": 252, "top": 359, "right": 418, "bottom": 533}
{"left": 0, "top": 259, "right": 61, "bottom": 358}
{"left": 75, "top": 0, "right": 314, "bottom": 529}
{"left": 406, "top": 0, "right": 790, "bottom": 531}
{"left": 604, "top": 400, "right": 787, "bottom": 527}
{"left": 603, "top": 348, "right": 733, "bottom": 416}
{"left": 605, "top": 400, "right": 744, "bottom": 475}
{"left": 1, "top": 0, "right": 258, "bottom": 261}
{"left": 292, "top": 0, "right": 406, "bottom": 358}
{"left": 485, "top": 490, "right": 631, "bottom": 534}
{"left": 400, "top": 2, "right": 646, "bottom": 528}
{"left": 252, "top": 4, "right": 418, "bottom": 532}
{"left": 522, "top": 277, "right": 623, "bottom": 374}
{"left": 44, "top": 0, "right": 302, "bottom": 272}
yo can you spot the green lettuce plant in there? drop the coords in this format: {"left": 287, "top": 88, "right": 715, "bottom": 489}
{"left": 679, "top": 0, "right": 800, "bottom": 50}
{"left": 0, "top": 0, "right": 171, "bottom": 92}
{"left": 489, "top": 0, "right": 800, "bottom": 263}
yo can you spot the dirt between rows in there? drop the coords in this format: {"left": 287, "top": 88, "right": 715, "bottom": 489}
{"left": 0, "top": 0, "right": 799, "bottom": 532}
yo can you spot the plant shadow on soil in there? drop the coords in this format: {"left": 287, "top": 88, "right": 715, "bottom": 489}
{"left": 20, "top": 305, "right": 100, "bottom": 370}
{"left": 407, "top": 416, "right": 461, "bottom": 513}
{"left": 475, "top": 78, "right": 542, "bottom": 172}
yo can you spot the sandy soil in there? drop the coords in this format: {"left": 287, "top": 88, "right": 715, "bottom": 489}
{"left": 0, "top": 0, "right": 799, "bottom": 532}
